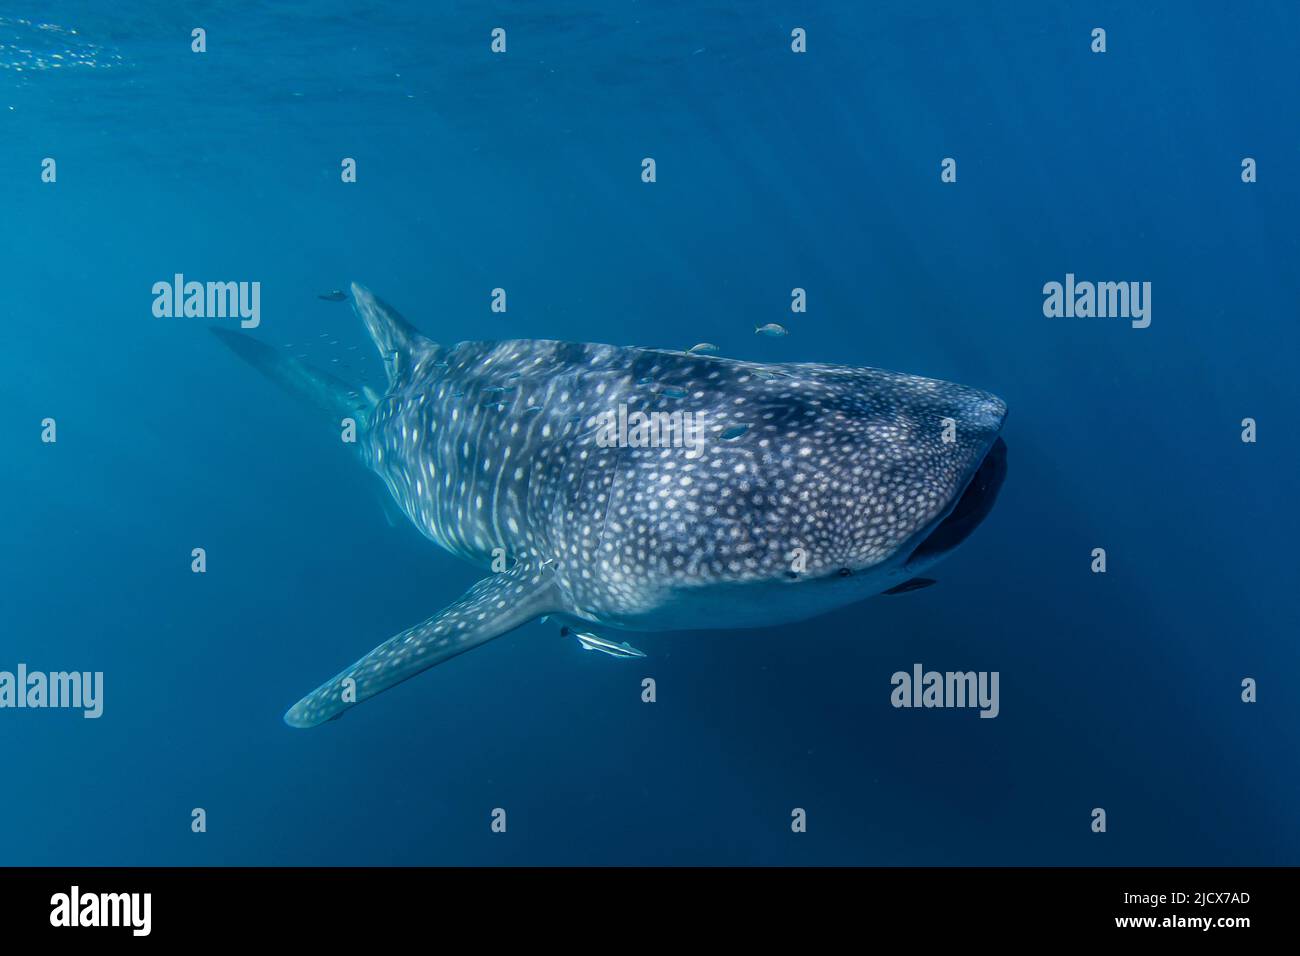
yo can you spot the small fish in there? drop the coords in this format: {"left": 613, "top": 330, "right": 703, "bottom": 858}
{"left": 882, "top": 577, "right": 937, "bottom": 595}
{"left": 687, "top": 342, "right": 719, "bottom": 355}
{"left": 318, "top": 289, "right": 348, "bottom": 302}
{"left": 754, "top": 323, "right": 788, "bottom": 337}
{"left": 658, "top": 387, "right": 688, "bottom": 399}
{"left": 561, "top": 626, "right": 646, "bottom": 659}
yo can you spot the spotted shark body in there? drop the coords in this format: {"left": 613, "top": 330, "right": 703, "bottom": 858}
{"left": 215, "top": 283, "right": 1008, "bottom": 728}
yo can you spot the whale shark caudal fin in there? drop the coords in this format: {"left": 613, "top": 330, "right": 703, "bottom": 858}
{"left": 283, "top": 562, "right": 560, "bottom": 728}
{"left": 349, "top": 281, "right": 436, "bottom": 385}
{"left": 211, "top": 327, "right": 371, "bottom": 426}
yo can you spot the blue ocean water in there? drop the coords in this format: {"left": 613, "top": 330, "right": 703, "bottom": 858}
{"left": 2, "top": 2, "right": 1297, "bottom": 865}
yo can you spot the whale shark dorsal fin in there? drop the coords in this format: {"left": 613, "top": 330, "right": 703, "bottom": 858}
{"left": 283, "top": 561, "right": 560, "bottom": 728}
{"left": 350, "top": 282, "right": 436, "bottom": 384}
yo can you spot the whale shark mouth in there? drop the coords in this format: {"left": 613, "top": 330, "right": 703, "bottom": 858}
{"left": 906, "top": 437, "right": 1008, "bottom": 566}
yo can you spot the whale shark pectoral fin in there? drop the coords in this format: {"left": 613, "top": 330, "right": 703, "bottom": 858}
{"left": 283, "top": 562, "right": 558, "bottom": 729}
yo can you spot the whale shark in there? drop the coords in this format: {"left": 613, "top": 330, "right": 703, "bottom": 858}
{"left": 214, "top": 283, "right": 1008, "bottom": 728}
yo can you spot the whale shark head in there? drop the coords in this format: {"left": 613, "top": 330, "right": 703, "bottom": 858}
{"left": 827, "top": 369, "right": 1009, "bottom": 577}
{"left": 748, "top": 365, "right": 1007, "bottom": 584}
{"left": 580, "top": 359, "right": 1010, "bottom": 628}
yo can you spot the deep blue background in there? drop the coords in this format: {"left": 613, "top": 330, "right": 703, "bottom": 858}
{"left": 2, "top": 2, "right": 1296, "bottom": 864}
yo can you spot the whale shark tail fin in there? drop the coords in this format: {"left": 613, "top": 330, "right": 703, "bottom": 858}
{"left": 283, "top": 561, "right": 561, "bottom": 728}
{"left": 350, "top": 282, "right": 435, "bottom": 384}
{"left": 211, "top": 327, "right": 372, "bottom": 427}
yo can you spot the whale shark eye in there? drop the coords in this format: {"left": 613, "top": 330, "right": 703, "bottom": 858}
{"left": 837, "top": 567, "right": 853, "bottom": 578}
